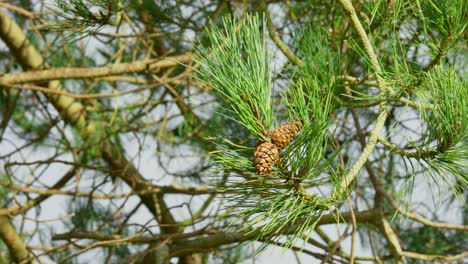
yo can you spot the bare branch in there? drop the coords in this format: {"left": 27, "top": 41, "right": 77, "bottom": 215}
{"left": 0, "top": 55, "right": 191, "bottom": 85}
{"left": 401, "top": 251, "right": 468, "bottom": 263}
{"left": 385, "top": 192, "right": 468, "bottom": 231}
{"left": 0, "top": 216, "right": 31, "bottom": 264}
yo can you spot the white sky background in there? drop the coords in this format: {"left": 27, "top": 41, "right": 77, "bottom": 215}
{"left": 0, "top": 1, "right": 466, "bottom": 263}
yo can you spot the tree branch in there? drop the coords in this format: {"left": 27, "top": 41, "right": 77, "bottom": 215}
{"left": 261, "top": 1, "right": 303, "bottom": 66}
{"left": 0, "top": 9, "right": 178, "bottom": 234}
{"left": 0, "top": 54, "right": 191, "bottom": 85}
{"left": 169, "top": 209, "right": 380, "bottom": 256}
{"left": 401, "top": 251, "right": 468, "bottom": 263}
{"left": 2, "top": 83, "right": 160, "bottom": 99}
{"left": 0, "top": 167, "right": 77, "bottom": 216}
{"left": 0, "top": 216, "right": 30, "bottom": 263}
{"left": 378, "top": 136, "right": 440, "bottom": 159}
{"left": 384, "top": 192, "right": 468, "bottom": 231}
{"left": 53, "top": 209, "right": 381, "bottom": 256}
{"left": 377, "top": 219, "right": 403, "bottom": 263}
{"left": 333, "top": 0, "right": 390, "bottom": 200}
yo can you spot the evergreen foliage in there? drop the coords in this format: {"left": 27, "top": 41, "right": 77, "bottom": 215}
{"left": 194, "top": 15, "right": 274, "bottom": 140}
{"left": 0, "top": 0, "right": 466, "bottom": 263}
{"left": 195, "top": 15, "right": 341, "bottom": 247}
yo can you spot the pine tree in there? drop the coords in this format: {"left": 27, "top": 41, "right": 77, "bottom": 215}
{"left": 0, "top": 1, "right": 466, "bottom": 263}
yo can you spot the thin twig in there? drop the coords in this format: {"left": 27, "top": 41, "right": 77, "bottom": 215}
{"left": 347, "top": 197, "right": 357, "bottom": 263}
{"left": 2, "top": 83, "right": 158, "bottom": 99}
{"left": 401, "top": 251, "right": 468, "bottom": 262}
{"left": 384, "top": 192, "right": 468, "bottom": 231}
{"left": 262, "top": 1, "right": 303, "bottom": 66}
{"left": 0, "top": 54, "right": 191, "bottom": 84}
{"left": 377, "top": 136, "right": 439, "bottom": 159}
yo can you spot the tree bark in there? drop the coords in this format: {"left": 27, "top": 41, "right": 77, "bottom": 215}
{"left": 0, "top": 4, "right": 178, "bottom": 237}
{"left": 0, "top": 216, "right": 30, "bottom": 264}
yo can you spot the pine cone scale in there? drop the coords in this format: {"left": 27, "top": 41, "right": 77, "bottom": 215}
{"left": 254, "top": 141, "right": 279, "bottom": 175}
{"left": 270, "top": 120, "right": 302, "bottom": 149}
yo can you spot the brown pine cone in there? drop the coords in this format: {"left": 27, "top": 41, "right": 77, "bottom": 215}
{"left": 254, "top": 141, "right": 279, "bottom": 175}
{"left": 270, "top": 120, "right": 303, "bottom": 149}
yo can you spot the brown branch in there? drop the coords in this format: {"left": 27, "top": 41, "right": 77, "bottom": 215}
{"left": 169, "top": 209, "right": 380, "bottom": 256}
{"left": 384, "top": 192, "right": 468, "bottom": 231}
{"left": 425, "top": 33, "right": 452, "bottom": 71}
{"left": 347, "top": 89, "right": 385, "bottom": 209}
{"left": 320, "top": 223, "right": 350, "bottom": 264}
{"left": 338, "top": 0, "right": 382, "bottom": 76}
{"left": 0, "top": 167, "right": 77, "bottom": 216}
{"left": 0, "top": 216, "right": 31, "bottom": 264}
{"left": 401, "top": 251, "right": 468, "bottom": 263}
{"left": 53, "top": 210, "right": 382, "bottom": 256}
{"left": 332, "top": 0, "right": 390, "bottom": 201}
{"left": 0, "top": 2, "right": 38, "bottom": 20}
{"left": 52, "top": 229, "right": 210, "bottom": 243}
{"left": 377, "top": 219, "right": 403, "bottom": 263}
{"left": 0, "top": 54, "right": 191, "bottom": 85}
{"left": 1, "top": 83, "right": 159, "bottom": 99}
{"left": 50, "top": 209, "right": 391, "bottom": 260}
{"left": 261, "top": 1, "right": 303, "bottom": 66}
{"left": 58, "top": 230, "right": 161, "bottom": 263}
{"left": 347, "top": 197, "right": 357, "bottom": 263}
{"left": 3, "top": 183, "right": 132, "bottom": 200}
{"left": 152, "top": 74, "right": 209, "bottom": 145}
{"left": 0, "top": 9, "right": 179, "bottom": 234}
{"left": 0, "top": 181, "right": 220, "bottom": 204}
{"left": 259, "top": 239, "right": 328, "bottom": 261}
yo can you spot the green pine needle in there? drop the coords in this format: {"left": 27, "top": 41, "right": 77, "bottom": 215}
{"left": 420, "top": 66, "right": 467, "bottom": 147}
{"left": 397, "top": 65, "right": 468, "bottom": 199}
{"left": 193, "top": 14, "right": 274, "bottom": 139}
{"left": 197, "top": 15, "right": 341, "bottom": 251}
{"left": 281, "top": 26, "right": 342, "bottom": 179}
{"left": 227, "top": 188, "right": 328, "bottom": 248}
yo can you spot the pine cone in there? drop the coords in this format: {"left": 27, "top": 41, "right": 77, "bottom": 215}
{"left": 270, "top": 120, "right": 303, "bottom": 149}
{"left": 254, "top": 141, "right": 279, "bottom": 175}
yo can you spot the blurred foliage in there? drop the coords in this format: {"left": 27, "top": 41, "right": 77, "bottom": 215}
{"left": 0, "top": 0, "right": 466, "bottom": 263}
